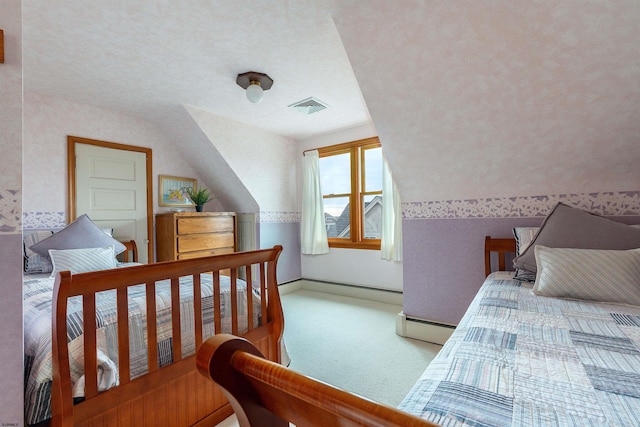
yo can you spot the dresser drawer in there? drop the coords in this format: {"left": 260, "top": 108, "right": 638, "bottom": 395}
{"left": 177, "top": 217, "right": 234, "bottom": 235}
{"left": 177, "top": 232, "right": 235, "bottom": 253}
{"left": 155, "top": 212, "right": 236, "bottom": 263}
{"left": 177, "top": 247, "right": 234, "bottom": 260}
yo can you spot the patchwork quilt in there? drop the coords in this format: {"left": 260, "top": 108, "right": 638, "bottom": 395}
{"left": 399, "top": 272, "right": 640, "bottom": 427}
{"left": 23, "top": 271, "right": 261, "bottom": 425}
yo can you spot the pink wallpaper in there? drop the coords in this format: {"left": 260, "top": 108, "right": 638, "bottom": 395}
{"left": 402, "top": 191, "right": 640, "bottom": 325}
{"left": 333, "top": 1, "right": 640, "bottom": 205}
{"left": 22, "top": 95, "right": 300, "bottom": 231}
{"left": 23, "top": 93, "right": 210, "bottom": 216}
{"left": 0, "top": 1, "right": 25, "bottom": 424}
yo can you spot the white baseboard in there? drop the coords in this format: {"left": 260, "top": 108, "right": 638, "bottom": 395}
{"left": 395, "top": 312, "right": 456, "bottom": 345}
{"left": 279, "top": 279, "right": 403, "bottom": 306}
{"left": 278, "top": 280, "right": 303, "bottom": 296}
{"left": 280, "top": 281, "right": 453, "bottom": 345}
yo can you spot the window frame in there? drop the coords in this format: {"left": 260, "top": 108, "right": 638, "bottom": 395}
{"left": 317, "top": 137, "right": 382, "bottom": 250}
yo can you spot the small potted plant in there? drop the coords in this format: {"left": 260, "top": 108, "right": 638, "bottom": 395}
{"left": 185, "top": 186, "right": 212, "bottom": 212}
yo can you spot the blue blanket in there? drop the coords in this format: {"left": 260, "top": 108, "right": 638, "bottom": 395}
{"left": 399, "top": 272, "right": 640, "bottom": 426}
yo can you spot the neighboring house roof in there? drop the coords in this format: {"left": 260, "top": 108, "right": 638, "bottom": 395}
{"left": 333, "top": 195, "right": 382, "bottom": 238}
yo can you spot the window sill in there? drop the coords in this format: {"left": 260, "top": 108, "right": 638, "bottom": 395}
{"left": 328, "top": 240, "right": 381, "bottom": 250}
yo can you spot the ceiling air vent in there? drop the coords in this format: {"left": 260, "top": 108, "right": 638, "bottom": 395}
{"left": 288, "top": 97, "right": 329, "bottom": 115}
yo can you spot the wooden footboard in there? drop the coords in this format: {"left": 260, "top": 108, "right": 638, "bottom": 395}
{"left": 51, "top": 246, "right": 283, "bottom": 427}
{"left": 196, "top": 334, "right": 438, "bottom": 427}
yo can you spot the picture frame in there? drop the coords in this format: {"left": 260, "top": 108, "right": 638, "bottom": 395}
{"left": 158, "top": 175, "right": 196, "bottom": 207}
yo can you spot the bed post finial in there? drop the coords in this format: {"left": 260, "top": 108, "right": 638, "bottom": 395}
{"left": 197, "top": 334, "right": 288, "bottom": 427}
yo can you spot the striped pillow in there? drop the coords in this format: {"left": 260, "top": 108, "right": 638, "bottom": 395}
{"left": 533, "top": 246, "right": 640, "bottom": 306}
{"left": 49, "top": 246, "right": 117, "bottom": 277}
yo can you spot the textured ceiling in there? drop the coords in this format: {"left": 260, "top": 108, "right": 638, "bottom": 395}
{"left": 22, "top": 0, "right": 370, "bottom": 140}
{"left": 22, "top": 1, "right": 640, "bottom": 202}
{"left": 333, "top": 0, "right": 640, "bottom": 201}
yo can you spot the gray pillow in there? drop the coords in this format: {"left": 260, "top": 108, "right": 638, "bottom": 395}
{"left": 30, "top": 214, "right": 126, "bottom": 258}
{"left": 513, "top": 203, "right": 640, "bottom": 274}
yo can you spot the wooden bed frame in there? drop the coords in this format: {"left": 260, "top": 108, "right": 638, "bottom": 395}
{"left": 197, "top": 334, "right": 438, "bottom": 427}
{"left": 195, "top": 237, "right": 518, "bottom": 427}
{"left": 484, "top": 235, "right": 516, "bottom": 276}
{"left": 118, "top": 239, "right": 138, "bottom": 263}
{"left": 50, "top": 245, "right": 283, "bottom": 427}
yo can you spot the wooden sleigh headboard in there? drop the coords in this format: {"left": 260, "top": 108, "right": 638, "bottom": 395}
{"left": 484, "top": 235, "right": 516, "bottom": 276}
{"left": 196, "top": 334, "right": 438, "bottom": 427}
{"left": 118, "top": 239, "right": 138, "bottom": 263}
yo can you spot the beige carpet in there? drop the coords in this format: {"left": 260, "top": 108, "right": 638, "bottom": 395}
{"left": 217, "top": 288, "right": 442, "bottom": 426}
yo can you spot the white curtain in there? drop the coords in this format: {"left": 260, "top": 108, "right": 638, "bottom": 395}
{"left": 301, "top": 150, "right": 329, "bottom": 255}
{"left": 381, "top": 155, "right": 403, "bottom": 261}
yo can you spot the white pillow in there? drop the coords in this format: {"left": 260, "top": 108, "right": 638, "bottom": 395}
{"left": 513, "top": 227, "right": 539, "bottom": 256}
{"left": 533, "top": 245, "right": 640, "bottom": 306}
{"left": 49, "top": 246, "right": 117, "bottom": 277}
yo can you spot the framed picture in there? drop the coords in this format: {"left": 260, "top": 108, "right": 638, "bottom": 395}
{"left": 158, "top": 175, "right": 196, "bottom": 207}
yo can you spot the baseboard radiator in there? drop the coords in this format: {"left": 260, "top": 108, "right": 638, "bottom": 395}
{"left": 396, "top": 313, "right": 456, "bottom": 345}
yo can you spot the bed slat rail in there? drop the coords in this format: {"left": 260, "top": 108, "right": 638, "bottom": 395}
{"left": 194, "top": 273, "right": 203, "bottom": 349}
{"left": 260, "top": 263, "right": 267, "bottom": 329}
{"left": 51, "top": 246, "right": 283, "bottom": 427}
{"left": 171, "top": 276, "right": 183, "bottom": 361}
{"left": 146, "top": 281, "right": 159, "bottom": 373}
{"left": 246, "top": 265, "right": 254, "bottom": 333}
{"left": 116, "top": 287, "right": 131, "bottom": 384}
{"left": 214, "top": 271, "right": 222, "bottom": 334}
{"left": 82, "top": 294, "right": 98, "bottom": 398}
{"left": 197, "top": 334, "right": 439, "bottom": 427}
{"left": 231, "top": 268, "right": 239, "bottom": 335}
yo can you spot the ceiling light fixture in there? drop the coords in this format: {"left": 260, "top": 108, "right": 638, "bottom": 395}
{"left": 236, "top": 71, "right": 273, "bottom": 104}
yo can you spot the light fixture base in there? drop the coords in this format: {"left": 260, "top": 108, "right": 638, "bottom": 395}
{"left": 236, "top": 72, "right": 273, "bottom": 91}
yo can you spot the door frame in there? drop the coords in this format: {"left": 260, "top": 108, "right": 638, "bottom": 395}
{"left": 67, "top": 135, "right": 154, "bottom": 262}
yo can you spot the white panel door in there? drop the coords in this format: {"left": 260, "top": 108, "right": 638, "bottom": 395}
{"left": 75, "top": 144, "right": 149, "bottom": 263}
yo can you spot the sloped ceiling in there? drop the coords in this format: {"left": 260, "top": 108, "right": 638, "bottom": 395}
{"left": 22, "top": 0, "right": 369, "bottom": 140}
{"left": 22, "top": 1, "right": 640, "bottom": 204}
{"left": 333, "top": 0, "right": 640, "bottom": 202}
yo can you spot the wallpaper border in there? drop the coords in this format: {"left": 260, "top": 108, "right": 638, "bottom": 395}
{"left": 402, "top": 191, "right": 640, "bottom": 220}
{"left": 0, "top": 189, "right": 21, "bottom": 234}
{"left": 20, "top": 191, "right": 640, "bottom": 228}
{"left": 258, "top": 212, "right": 301, "bottom": 223}
{"left": 22, "top": 211, "right": 66, "bottom": 230}
{"left": 23, "top": 211, "right": 302, "bottom": 228}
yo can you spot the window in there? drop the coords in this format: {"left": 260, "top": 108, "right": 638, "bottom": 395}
{"left": 318, "top": 137, "right": 382, "bottom": 250}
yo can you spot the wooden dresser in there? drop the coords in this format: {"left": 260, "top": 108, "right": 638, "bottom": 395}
{"left": 155, "top": 212, "right": 237, "bottom": 262}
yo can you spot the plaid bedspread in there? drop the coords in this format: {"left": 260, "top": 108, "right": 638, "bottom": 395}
{"left": 399, "top": 272, "right": 640, "bottom": 427}
{"left": 23, "top": 271, "right": 261, "bottom": 425}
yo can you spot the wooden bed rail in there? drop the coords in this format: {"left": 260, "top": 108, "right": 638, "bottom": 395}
{"left": 196, "top": 334, "right": 439, "bottom": 427}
